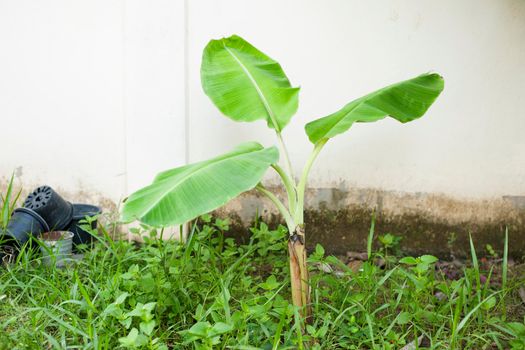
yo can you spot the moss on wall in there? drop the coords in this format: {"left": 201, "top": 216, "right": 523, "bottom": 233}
{"left": 216, "top": 187, "right": 525, "bottom": 259}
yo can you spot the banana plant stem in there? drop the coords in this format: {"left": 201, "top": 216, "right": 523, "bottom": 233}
{"left": 276, "top": 132, "right": 296, "bottom": 185}
{"left": 255, "top": 184, "right": 295, "bottom": 232}
{"left": 295, "top": 138, "right": 328, "bottom": 224}
{"left": 272, "top": 164, "right": 297, "bottom": 216}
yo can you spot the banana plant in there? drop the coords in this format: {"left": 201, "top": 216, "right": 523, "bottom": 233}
{"left": 122, "top": 34, "right": 444, "bottom": 320}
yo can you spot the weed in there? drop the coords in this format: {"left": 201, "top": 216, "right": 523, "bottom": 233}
{"left": 0, "top": 216, "right": 523, "bottom": 349}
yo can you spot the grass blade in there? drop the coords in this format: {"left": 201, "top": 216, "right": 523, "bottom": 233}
{"left": 469, "top": 234, "right": 481, "bottom": 302}
{"left": 502, "top": 227, "right": 509, "bottom": 319}
{"left": 1, "top": 173, "right": 15, "bottom": 229}
{"left": 367, "top": 211, "right": 376, "bottom": 260}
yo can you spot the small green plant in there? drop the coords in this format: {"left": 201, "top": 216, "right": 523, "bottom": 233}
{"left": 399, "top": 254, "right": 439, "bottom": 290}
{"left": 503, "top": 321, "right": 525, "bottom": 349}
{"left": 378, "top": 233, "right": 398, "bottom": 249}
{"left": 378, "top": 233, "right": 402, "bottom": 264}
{"left": 122, "top": 34, "right": 444, "bottom": 319}
{"left": 180, "top": 321, "right": 233, "bottom": 349}
{"left": 486, "top": 243, "right": 499, "bottom": 259}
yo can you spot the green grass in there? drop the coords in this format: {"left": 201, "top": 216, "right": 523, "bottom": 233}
{"left": 0, "top": 217, "right": 523, "bottom": 350}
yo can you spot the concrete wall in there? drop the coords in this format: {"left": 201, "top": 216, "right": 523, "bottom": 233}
{"left": 1, "top": 1, "right": 524, "bottom": 251}
{"left": 0, "top": 0, "right": 186, "bottom": 202}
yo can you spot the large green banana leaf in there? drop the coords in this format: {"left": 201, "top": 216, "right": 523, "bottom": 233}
{"left": 121, "top": 142, "right": 279, "bottom": 227}
{"left": 201, "top": 35, "right": 299, "bottom": 132}
{"left": 305, "top": 73, "right": 444, "bottom": 144}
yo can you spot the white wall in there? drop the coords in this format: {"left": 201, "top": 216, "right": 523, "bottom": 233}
{"left": 1, "top": 0, "right": 524, "bottom": 202}
{"left": 0, "top": 0, "right": 186, "bottom": 201}
{"left": 0, "top": 1, "right": 127, "bottom": 198}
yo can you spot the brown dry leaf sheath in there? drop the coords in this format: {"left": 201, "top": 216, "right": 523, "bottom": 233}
{"left": 288, "top": 226, "right": 312, "bottom": 322}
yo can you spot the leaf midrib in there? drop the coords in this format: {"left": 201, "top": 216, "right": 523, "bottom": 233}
{"left": 136, "top": 147, "right": 270, "bottom": 219}
{"left": 222, "top": 42, "right": 281, "bottom": 131}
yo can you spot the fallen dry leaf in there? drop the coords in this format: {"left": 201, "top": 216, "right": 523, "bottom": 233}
{"left": 347, "top": 260, "right": 363, "bottom": 273}
{"left": 399, "top": 335, "right": 424, "bottom": 350}
{"left": 315, "top": 262, "right": 333, "bottom": 273}
{"left": 346, "top": 251, "right": 368, "bottom": 261}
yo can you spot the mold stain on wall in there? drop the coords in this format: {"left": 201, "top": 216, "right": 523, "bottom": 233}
{"left": 3, "top": 177, "right": 523, "bottom": 258}
{"left": 215, "top": 185, "right": 525, "bottom": 259}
